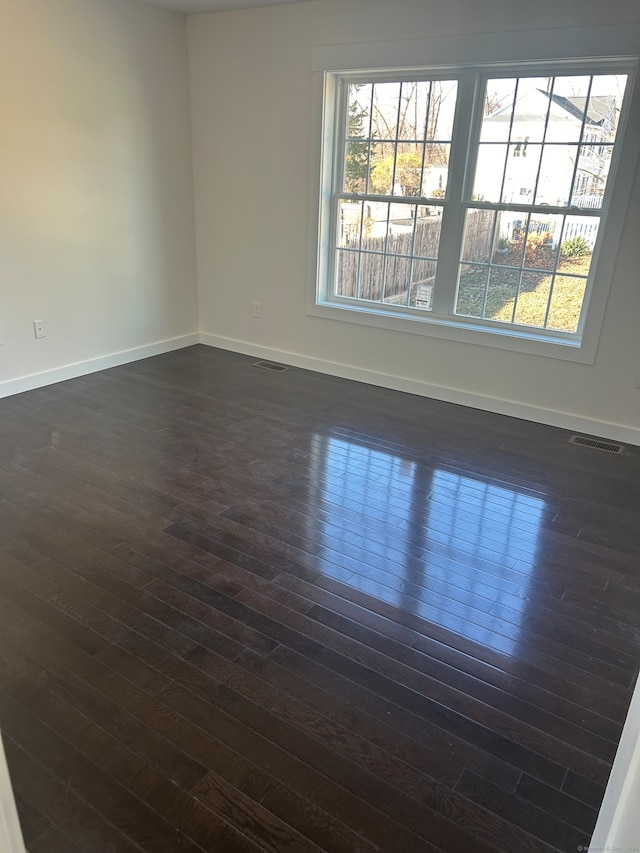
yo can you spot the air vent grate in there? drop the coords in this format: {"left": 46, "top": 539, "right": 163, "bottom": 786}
{"left": 252, "top": 360, "right": 289, "bottom": 372}
{"left": 569, "top": 435, "right": 625, "bottom": 454}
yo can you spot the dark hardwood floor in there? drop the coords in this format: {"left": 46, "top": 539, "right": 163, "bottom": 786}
{"left": 0, "top": 344, "right": 639, "bottom": 852}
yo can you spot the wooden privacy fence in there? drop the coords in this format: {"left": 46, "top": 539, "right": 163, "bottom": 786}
{"left": 337, "top": 209, "right": 495, "bottom": 304}
{"left": 337, "top": 208, "right": 598, "bottom": 305}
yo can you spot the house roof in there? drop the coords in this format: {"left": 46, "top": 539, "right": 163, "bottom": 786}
{"left": 485, "top": 88, "right": 618, "bottom": 126}
{"left": 545, "top": 92, "right": 618, "bottom": 126}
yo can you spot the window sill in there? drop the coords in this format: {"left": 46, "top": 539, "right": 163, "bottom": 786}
{"left": 308, "top": 296, "right": 597, "bottom": 364}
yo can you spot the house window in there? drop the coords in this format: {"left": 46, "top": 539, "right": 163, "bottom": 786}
{"left": 312, "top": 48, "right": 638, "bottom": 361}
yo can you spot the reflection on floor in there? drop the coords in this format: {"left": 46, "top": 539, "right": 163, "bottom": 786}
{"left": 311, "top": 431, "right": 546, "bottom": 655}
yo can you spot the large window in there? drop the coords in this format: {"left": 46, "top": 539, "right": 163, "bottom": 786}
{"left": 311, "top": 33, "right": 639, "bottom": 362}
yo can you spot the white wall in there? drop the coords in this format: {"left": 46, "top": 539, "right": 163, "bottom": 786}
{"left": 188, "top": 0, "right": 640, "bottom": 444}
{"left": 0, "top": 0, "right": 198, "bottom": 392}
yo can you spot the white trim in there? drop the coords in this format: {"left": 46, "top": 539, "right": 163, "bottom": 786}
{"left": 590, "top": 676, "right": 640, "bottom": 851}
{"left": 0, "top": 335, "right": 199, "bottom": 400}
{"left": 198, "top": 333, "right": 640, "bottom": 447}
{"left": 0, "top": 735, "right": 25, "bottom": 853}
{"left": 312, "top": 25, "right": 640, "bottom": 73}
{"left": 307, "top": 300, "right": 599, "bottom": 364}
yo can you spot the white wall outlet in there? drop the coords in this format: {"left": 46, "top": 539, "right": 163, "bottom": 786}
{"left": 33, "top": 320, "right": 45, "bottom": 339}
{"left": 253, "top": 302, "right": 262, "bottom": 318}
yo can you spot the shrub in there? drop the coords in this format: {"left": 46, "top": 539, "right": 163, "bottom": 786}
{"left": 561, "top": 235, "right": 591, "bottom": 259}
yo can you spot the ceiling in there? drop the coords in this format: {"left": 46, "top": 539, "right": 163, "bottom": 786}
{"left": 135, "top": 0, "right": 315, "bottom": 14}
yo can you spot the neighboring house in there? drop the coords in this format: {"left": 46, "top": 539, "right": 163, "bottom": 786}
{"left": 476, "top": 85, "right": 618, "bottom": 210}
{"left": 344, "top": 87, "right": 619, "bottom": 247}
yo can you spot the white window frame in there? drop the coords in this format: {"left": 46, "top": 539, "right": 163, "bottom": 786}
{"left": 307, "top": 25, "right": 640, "bottom": 364}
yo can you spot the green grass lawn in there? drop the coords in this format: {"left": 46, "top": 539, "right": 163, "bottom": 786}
{"left": 456, "top": 254, "right": 591, "bottom": 333}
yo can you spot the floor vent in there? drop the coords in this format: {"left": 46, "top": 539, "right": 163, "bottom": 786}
{"left": 252, "top": 360, "right": 289, "bottom": 372}
{"left": 569, "top": 435, "right": 625, "bottom": 454}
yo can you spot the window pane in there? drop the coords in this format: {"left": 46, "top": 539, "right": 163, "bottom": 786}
{"left": 456, "top": 265, "right": 489, "bottom": 318}
{"left": 337, "top": 200, "right": 364, "bottom": 249}
{"left": 413, "top": 212, "right": 442, "bottom": 259}
{"left": 359, "top": 252, "right": 385, "bottom": 301}
{"left": 410, "top": 258, "right": 437, "bottom": 310}
{"left": 371, "top": 143, "right": 426, "bottom": 197}
{"left": 502, "top": 143, "right": 542, "bottom": 204}
{"left": 347, "top": 82, "right": 372, "bottom": 131}
{"left": 361, "top": 201, "right": 391, "bottom": 244}
{"left": 510, "top": 77, "right": 553, "bottom": 143}
{"left": 345, "top": 83, "right": 373, "bottom": 192}
{"left": 398, "top": 80, "right": 431, "bottom": 140}
{"left": 371, "top": 82, "right": 402, "bottom": 140}
{"left": 461, "top": 209, "right": 496, "bottom": 263}
{"left": 558, "top": 216, "right": 599, "bottom": 277}
{"left": 426, "top": 80, "right": 458, "bottom": 140}
{"left": 534, "top": 144, "right": 577, "bottom": 206}
{"left": 586, "top": 74, "right": 627, "bottom": 146}
{"left": 571, "top": 145, "right": 614, "bottom": 209}
{"left": 481, "top": 79, "right": 517, "bottom": 142}
{"left": 387, "top": 206, "right": 417, "bottom": 256}
{"left": 336, "top": 250, "right": 360, "bottom": 297}
{"left": 488, "top": 213, "right": 517, "bottom": 266}
{"left": 492, "top": 211, "right": 526, "bottom": 267}
{"left": 383, "top": 256, "right": 412, "bottom": 304}
{"left": 545, "top": 75, "right": 591, "bottom": 143}
{"left": 344, "top": 140, "right": 370, "bottom": 193}
{"left": 513, "top": 271, "right": 553, "bottom": 327}
{"left": 523, "top": 215, "right": 561, "bottom": 271}
{"left": 485, "top": 267, "right": 519, "bottom": 322}
{"left": 547, "top": 276, "right": 588, "bottom": 333}
{"left": 472, "top": 144, "right": 508, "bottom": 202}
{"left": 424, "top": 144, "right": 450, "bottom": 197}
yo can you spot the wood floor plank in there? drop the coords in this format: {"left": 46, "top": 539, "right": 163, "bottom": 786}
{"left": 159, "top": 680, "right": 438, "bottom": 853}
{"left": 265, "top": 643, "right": 525, "bottom": 793}
{"left": 12, "top": 792, "right": 51, "bottom": 847}
{"left": 26, "top": 825, "right": 85, "bottom": 853}
{"left": 455, "top": 769, "right": 591, "bottom": 851}
{"left": 230, "top": 587, "right": 613, "bottom": 782}
{"left": 4, "top": 679, "right": 307, "bottom": 853}
{"left": 268, "top": 571, "right": 623, "bottom": 740}
{"left": 273, "top": 570, "right": 631, "bottom": 720}
{"left": 4, "top": 736, "right": 145, "bottom": 853}
{"left": 169, "top": 512, "right": 637, "bottom": 686}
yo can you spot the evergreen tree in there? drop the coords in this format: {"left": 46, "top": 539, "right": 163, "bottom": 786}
{"left": 345, "top": 88, "right": 370, "bottom": 192}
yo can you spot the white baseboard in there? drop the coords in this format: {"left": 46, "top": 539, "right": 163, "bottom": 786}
{"left": 199, "top": 333, "right": 640, "bottom": 447}
{"left": 0, "top": 334, "right": 199, "bottom": 400}
{"left": 2, "top": 331, "right": 637, "bottom": 447}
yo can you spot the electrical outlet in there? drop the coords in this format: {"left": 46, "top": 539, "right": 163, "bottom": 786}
{"left": 253, "top": 302, "right": 262, "bottom": 319}
{"left": 33, "top": 320, "right": 45, "bottom": 339}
